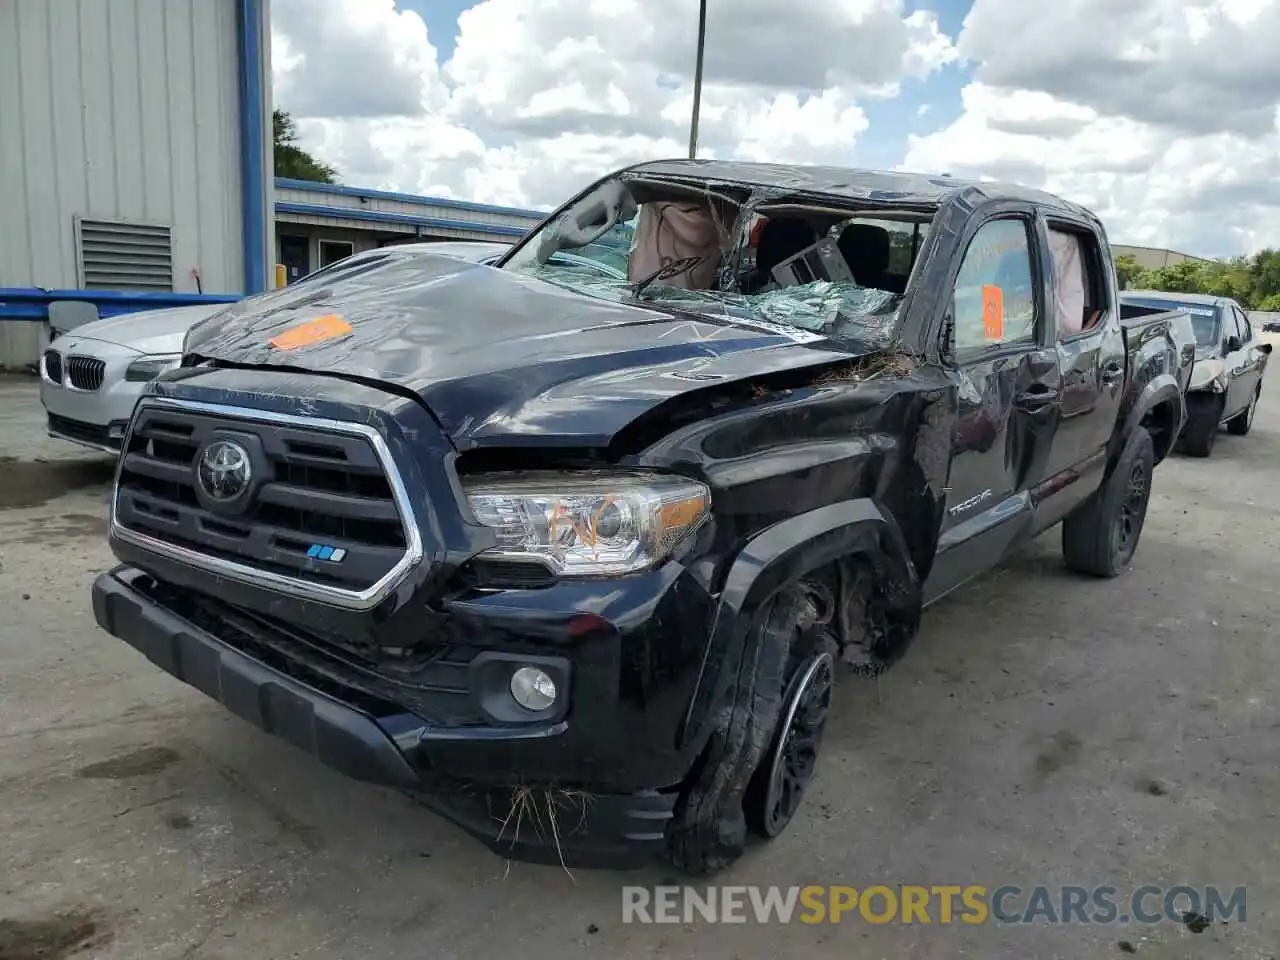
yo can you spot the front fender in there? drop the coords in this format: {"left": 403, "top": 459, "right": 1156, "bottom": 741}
{"left": 677, "top": 498, "right": 923, "bottom": 752}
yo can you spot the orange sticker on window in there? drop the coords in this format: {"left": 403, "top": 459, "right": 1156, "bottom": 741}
{"left": 981, "top": 284, "right": 1005, "bottom": 340}
{"left": 268, "top": 314, "right": 352, "bottom": 350}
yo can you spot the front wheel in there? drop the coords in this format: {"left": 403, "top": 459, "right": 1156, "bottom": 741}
{"left": 1182, "top": 395, "right": 1223, "bottom": 456}
{"left": 666, "top": 589, "right": 837, "bottom": 875}
{"left": 744, "top": 651, "right": 835, "bottom": 838}
{"left": 1226, "top": 387, "right": 1260, "bottom": 436}
{"left": 1062, "top": 425, "right": 1154, "bottom": 577}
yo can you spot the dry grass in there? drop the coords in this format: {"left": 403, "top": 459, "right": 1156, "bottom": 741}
{"left": 493, "top": 785, "right": 595, "bottom": 880}
{"left": 813, "top": 351, "right": 916, "bottom": 385}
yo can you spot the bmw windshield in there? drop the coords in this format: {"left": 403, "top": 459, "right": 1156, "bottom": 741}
{"left": 1125, "top": 298, "right": 1221, "bottom": 347}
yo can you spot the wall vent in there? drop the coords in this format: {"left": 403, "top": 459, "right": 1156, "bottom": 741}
{"left": 75, "top": 216, "right": 174, "bottom": 291}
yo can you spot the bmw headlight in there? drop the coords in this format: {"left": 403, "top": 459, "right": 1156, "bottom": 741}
{"left": 1188, "top": 358, "right": 1226, "bottom": 392}
{"left": 124, "top": 354, "right": 182, "bottom": 382}
{"left": 464, "top": 471, "right": 711, "bottom": 576}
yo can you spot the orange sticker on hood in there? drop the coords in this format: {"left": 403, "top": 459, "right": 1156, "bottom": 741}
{"left": 268, "top": 314, "right": 352, "bottom": 350}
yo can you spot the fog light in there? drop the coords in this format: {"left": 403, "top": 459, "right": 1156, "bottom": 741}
{"left": 510, "top": 666, "right": 557, "bottom": 711}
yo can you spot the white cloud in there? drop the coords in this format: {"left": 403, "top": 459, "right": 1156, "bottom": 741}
{"left": 272, "top": 0, "right": 1280, "bottom": 255}
{"left": 270, "top": 0, "right": 955, "bottom": 208}
{"left": 906, "top": 0, "right": 1280, "bottom": 256}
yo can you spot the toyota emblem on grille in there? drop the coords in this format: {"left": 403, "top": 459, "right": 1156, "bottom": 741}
{"left": 197, "top": 439, "right": 252, "bottom": 501}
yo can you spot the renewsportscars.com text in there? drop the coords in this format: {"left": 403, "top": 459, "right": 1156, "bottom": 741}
{"left": 621, "top": 884, "right": 1247, "bottom": 926}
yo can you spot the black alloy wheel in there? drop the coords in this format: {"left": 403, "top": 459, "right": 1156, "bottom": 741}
{"left": 756, "top": 651, "right": 835, "bottom": 838}
{"left": 1114, "top": 457, "right": 1149, "bottom": 567}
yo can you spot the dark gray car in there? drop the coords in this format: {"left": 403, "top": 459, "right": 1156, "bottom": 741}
{"left": 1120, "top": 290, "right": 1272, "bottom": 456}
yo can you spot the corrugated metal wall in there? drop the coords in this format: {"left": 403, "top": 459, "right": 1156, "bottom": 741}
{"left": 0, "top": 0, "right": 246, "bottom": 365}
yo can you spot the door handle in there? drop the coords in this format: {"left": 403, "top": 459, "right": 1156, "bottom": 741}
{"left": 1015, "top": 385, "right": 1057, "bottom": 412}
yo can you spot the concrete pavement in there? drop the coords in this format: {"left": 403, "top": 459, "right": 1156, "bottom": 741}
{"left": 2, "top": 371, "right": 1277, "bottom": 959}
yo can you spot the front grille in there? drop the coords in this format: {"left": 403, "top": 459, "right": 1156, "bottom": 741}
{"left": 66, "top": 355, "right": 106, "bottom": 391}
{"left": 43, "top": 350, "right": 63, "bottom": 384}
{"left": 113, "top": 403, "right": 412, "bottom": 596}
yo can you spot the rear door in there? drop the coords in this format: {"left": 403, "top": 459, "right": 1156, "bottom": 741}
{"left": 923, "top": 208, "right": 1060, "bottom": 605}
{"left": 1032, "top": 220, "right": 1127, "bottom": 530}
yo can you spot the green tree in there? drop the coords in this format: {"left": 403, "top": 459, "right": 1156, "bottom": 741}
{"left": 1113, "top": 254, "right": 1144, "bottom": 290}
{"left": 1113, "top": 247, "right": 1280, "bottom": 310}
{"left": 273, "top": 109, "right": 338, "bottom": 183}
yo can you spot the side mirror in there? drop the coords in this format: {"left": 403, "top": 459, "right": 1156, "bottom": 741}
{"left": 1260, "top": 343, "right": 1273, "bottom": 355}
{"left": 1225, "top": 335, "right": 1242, "bottom": 353}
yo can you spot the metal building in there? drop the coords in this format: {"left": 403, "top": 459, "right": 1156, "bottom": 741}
{"left": 0, "top": 0, "right": 272, "bottom": 368}
{"left": 273, "top": 179, "right": 543, "bottom": 283}
{"left": 0, "top": 0, "right": 550, "bottom": 371}
{"left": 1111, "top": 244, "right": 1211, "bottom": 271}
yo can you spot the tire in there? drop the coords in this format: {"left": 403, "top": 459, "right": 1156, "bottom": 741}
{"left": 743, "top": 648, "right": 836, "bottom": 838}
{"left": 666, "top": 588, "right": 838, "bottom": 875}
{"left": 1182, "top": 395, "right": 1223, "bottom": 457}
{"left": 1062, "top": 425, "right": 1154, "bottom": 577}
{"left": 1226, "top": 387, "right": 1260, "bottom": 436}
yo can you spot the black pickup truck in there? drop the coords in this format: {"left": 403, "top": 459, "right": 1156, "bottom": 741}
{"left": 91, "top": 160, "right": 1194, "bottom": 875}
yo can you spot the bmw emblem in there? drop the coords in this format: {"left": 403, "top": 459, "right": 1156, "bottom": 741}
{"left": 196, "top": 439, "right": 252, "bottom": 502}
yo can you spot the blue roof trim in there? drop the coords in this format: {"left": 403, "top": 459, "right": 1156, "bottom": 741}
{"left": 274, "top": 177, "right": 547, "bottom": 221}
{"left": 275, "top": 202, "right": 533, "bottom": 238}
{"left": 238, "top": 0, "right": 268, "bottom": 294}
{"left": 0, "top": 288, "right": 240, "bottom": 322}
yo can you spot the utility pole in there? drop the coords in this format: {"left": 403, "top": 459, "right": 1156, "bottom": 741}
{"left": 688, "top": 0, "right": 707, "bottom": 159}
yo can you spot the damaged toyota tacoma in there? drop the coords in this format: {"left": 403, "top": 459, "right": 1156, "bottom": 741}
{"left": 91, "top": 161, "right": 1194, "bottom": 874}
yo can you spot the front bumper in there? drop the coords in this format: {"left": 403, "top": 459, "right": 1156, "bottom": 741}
{"left": 92, "top": 567, "right": 682, "bottom": 869}
{"left": 40, "top": 349, "right": 147, "bottom": 453}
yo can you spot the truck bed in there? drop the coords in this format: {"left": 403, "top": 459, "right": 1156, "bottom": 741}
{"left": 1112, "top": 303, "right": 1197, "bottom": 461}
{"left": 1120, "top": 303, "right": 1197, "bottom": 395}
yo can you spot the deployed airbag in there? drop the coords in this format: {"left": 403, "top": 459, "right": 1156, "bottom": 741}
{"left": 1048, "top": 229, "right": 1086, "bottom": 336}
{"left": 628, "top": 201, "right": 724, "bottom": 290}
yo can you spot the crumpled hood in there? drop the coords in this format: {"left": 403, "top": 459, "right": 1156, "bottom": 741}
{"left": 184, "top": 255, "right": 859, "bottom": 447}
{"left": 66, "top": 302, "right": 233, "bottom": 355}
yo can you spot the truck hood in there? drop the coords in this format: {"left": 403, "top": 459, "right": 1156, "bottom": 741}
{"left": 183, "top": 254, "right": 860, "bottom": 447}
{"left": 66, "top": 302, "right": 232, "bottom": 356}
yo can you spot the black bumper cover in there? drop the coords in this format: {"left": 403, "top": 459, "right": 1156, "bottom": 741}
{"left": 91, "top": 569, "right": 675, "bottom": 869}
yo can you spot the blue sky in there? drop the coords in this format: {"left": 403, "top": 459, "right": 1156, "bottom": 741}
{"left": 401, "top": 0, "right": 972, "bottom": 170}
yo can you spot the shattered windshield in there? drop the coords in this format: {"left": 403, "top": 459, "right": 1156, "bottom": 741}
{"left": 500, "top": 175, "right": 921, "bottom": 347}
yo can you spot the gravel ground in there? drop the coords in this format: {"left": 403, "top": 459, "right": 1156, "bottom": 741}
{"left": 1, "top": 370, "right": 1277, "bottom": 959}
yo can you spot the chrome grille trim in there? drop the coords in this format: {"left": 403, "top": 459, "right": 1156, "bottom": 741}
{"left": 109, "top": 397, "right": 424, "bottom": 611}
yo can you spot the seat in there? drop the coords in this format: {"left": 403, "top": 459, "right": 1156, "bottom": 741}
{"left": 745, "top": 218, "right": 818, "bottom": 291}
{"left": 837, "top": 224, "right": 897, "bottom": 291}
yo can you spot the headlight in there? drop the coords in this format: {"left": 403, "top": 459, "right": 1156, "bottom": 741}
{"left": 124, "top": 354, "right": 182, "bottom": 382}
{"left": 1188, "top": 358, "right": 1226, "bottom": 391}
{"left": 464, "top": 471, "right": 711, "bottom": 576}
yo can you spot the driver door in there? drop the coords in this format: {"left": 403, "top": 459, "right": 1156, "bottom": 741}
{"left": 923, "top": 211, "right": 1060, "bottom": 605}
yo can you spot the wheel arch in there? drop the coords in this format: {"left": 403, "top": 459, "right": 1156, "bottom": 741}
{"left": 676, "top": 498, "right": 923, "bottom": 755}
